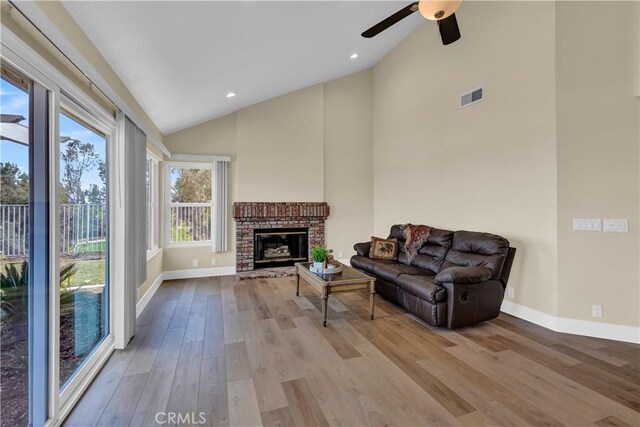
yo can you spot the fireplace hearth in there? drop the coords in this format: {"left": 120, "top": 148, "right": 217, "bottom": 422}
{"left": 254, "top": 228, "right": 308, "bottom": 269}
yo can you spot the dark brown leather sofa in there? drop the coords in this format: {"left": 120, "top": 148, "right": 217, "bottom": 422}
{"left": 350, "top": 225, "right": 516, "bottom": 329}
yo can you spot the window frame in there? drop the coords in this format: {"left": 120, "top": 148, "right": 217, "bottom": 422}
{"left": 164, "top": 161, "right": 214, "bottom": 248}
{"left": 146, "top": 151, "right": 160, "bottom": 258}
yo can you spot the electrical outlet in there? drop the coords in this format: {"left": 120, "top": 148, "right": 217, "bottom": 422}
{"left": 211, "top": 258, "right": 217, "bottom": 266}
{"left": 192, "top": 259, "right": 199, "bottom": 268}
{"left": 592, "top": 304, "right": 603, "bottom": 318}
{"left": 506, "top": 287, "right": 515, "bottom": 299}
{"left": 338, "top": 251, "right": 344, "bottom": 258}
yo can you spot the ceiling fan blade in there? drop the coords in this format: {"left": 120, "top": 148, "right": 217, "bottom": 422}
{"left": 437, "top": 13, "right": 461, "bottom": 45}
{"left": 362, "top": 2, "right": 419, "bottom": 38}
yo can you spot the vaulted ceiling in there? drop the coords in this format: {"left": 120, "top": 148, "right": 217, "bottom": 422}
{"left": 62, "top": 1, "right": 423, "bottom": 135}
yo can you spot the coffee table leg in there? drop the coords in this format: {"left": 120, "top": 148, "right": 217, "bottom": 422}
{"left": 369, "top": 280, "right": 376, "bottom": 320}
{"left": 296, "top": 273, "right": 300, "bottom": 297}
{"left": 321, "top": 295, "right": 328, "bottom": 327}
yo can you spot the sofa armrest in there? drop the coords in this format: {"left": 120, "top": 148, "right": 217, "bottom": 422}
{"left": 435, "top": 266, "right": 492, "bottom": 285}
{"left": 353, "top": 242, "right": 371, "bottom": 257}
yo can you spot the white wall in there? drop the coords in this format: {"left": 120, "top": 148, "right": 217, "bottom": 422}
{"left": 163, "top": 70, "right": 374, "bottom": 269}
{"left": 556, "top": 1, "right": 640, "bottom": 326}
{"left": 236, "top": 84, "right": 325, "bottom": 202}
{"left": 372, "top": 1, "right": 559, "bottom": 315}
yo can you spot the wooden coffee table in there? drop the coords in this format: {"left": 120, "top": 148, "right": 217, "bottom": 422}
{"left": 295, "top": 262, "right": 376, "bottom": 327}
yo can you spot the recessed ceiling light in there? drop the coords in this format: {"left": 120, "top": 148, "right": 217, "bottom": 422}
{"left": 226, "top": 92, "right": 236, "bottom": 98}
{"left": 350, "top": 53, "right": 359, "bottom": 60}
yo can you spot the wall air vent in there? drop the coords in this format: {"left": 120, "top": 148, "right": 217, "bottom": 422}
{"left": 460, "top": 86, "right": 484, "bottom": 108}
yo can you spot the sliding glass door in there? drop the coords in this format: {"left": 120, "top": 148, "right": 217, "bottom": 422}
{"left": 0, "top": 68, "right": 32, "bottom": 427}
{"left": 2, "top": 40, "right": 117, "bottom": 424}
{"left": 58, "top": 110, "right": 109, "bottom": 389}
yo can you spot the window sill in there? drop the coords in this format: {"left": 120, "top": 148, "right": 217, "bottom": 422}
{"left": 165, "top": 241, "right": 213, "bottom": 249}
{"left": 147, "top": 247, "right": 162, "bottom": 261}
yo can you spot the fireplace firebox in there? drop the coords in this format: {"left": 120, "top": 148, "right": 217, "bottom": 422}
{"left": 254, "top": 228, "right": 308, "bottom": 269}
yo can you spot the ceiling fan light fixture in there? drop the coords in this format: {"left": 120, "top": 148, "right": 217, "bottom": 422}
{"left": 418, "top": 0, "right": 461, "bottom": 21}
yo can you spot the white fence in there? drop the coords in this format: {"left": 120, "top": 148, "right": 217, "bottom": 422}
{"left": 169, "top": 203, "right": 211, "bottom": 243}
{"left": 1, "top": 204, "right": 107, "bottom": 257}
{"left": 1, "top": 205, "right": 29, "bottom": 257}
{"left": 2, "top": 202, "right": 211, "bottom": 256}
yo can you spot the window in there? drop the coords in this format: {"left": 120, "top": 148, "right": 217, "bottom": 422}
{"left": 146, "top": 153, "right": 159, "bottom": 254}
{"left": 58, "top": 107, "right": 110, "bottom": 388}
{"left": 165, "top": 163, "right": 212, "bottom": 245}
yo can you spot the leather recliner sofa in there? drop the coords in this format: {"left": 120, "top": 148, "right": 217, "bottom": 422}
{"left": 350, "top": 225, "right": 516, "bottom": 329}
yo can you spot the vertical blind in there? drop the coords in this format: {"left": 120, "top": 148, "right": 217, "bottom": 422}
{"left": 120, "top": 112, "right": 147, "bottom": 344}
{"left": 213, "top": 160, "right": 228, "bottom": 252}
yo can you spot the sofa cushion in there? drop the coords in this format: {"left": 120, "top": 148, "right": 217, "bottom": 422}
{"left": 442, "top": 230, "right": 510, "bottom": 279}
{"left": 390, "top": 263, "right": 427, "bottom": 276}
{"left": 395, "top": 274, "right": 446, "bottom": 303}
{"left": 350, "top": 255, "right": 397, "bottom": 274}
{"left": 409, "top": 228, "right": 455, "bottom": 274}
{"left": 372, "top": 263, "right": 404, "bottom": 282}
{"left": 434, "top": 266, "right": 492, "bottom": 284}
{"left": 353, "top": 242, "right": 371, "bottom": 257}
{"left": 417, "top": 229, "right": 454, "bottom": 258}
{"left": 388, "top": 224, "right": 406, "bottom": 241}
{"left": 411, "top": 254, "right": 443, "bottom": 275}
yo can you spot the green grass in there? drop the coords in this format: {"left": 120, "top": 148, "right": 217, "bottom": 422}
{"left": 74, "top": 240, "right": 106, "bottom": 253}
{"left": 6, "top": 259, "right": 106, "bottom": 287}
{"left": 70, "top": 259, "right": 106, "bottom": 287}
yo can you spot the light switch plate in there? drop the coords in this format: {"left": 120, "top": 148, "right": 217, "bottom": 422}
{"left": 603, "top": 218, "right": 628, "bottom": 233}
{"left": 573, "top": 218, "right": 601, "bottom": 231}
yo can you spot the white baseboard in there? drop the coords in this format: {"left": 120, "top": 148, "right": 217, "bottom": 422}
{"left": 501, "top": 300, "right": 640, "bottom": 344}
{"left": 163, "top": 266, "right": 236, "bottom": 280}
{"left": 136, "top": 273, "right": 164, "bottom": 318}
{"left": 337, "top": 258, "right": 352, "bottom": 266}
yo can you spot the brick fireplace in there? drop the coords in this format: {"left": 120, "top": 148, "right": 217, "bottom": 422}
{"left": 233, "top": 202, "right": 330, "bottom": 273}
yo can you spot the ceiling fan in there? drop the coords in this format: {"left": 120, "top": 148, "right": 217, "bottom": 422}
{"left": 362, "top": 0, "right": 462, "bottom": 45}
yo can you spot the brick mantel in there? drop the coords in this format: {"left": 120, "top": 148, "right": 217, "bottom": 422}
{"left": 233, "top": 202, "right": 329, "bottom": 220}
{"left": 233, "top": 202, "right": 330, "bottom": 272}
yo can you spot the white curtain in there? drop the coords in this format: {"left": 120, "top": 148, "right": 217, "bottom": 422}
{"left": 118, "top": 112, "right": 147, "bottom": 344}
{"left": 213, "top": 160, "right": 228, "bottom": 252}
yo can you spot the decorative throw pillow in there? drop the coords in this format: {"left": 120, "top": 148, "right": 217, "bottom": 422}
{"left": 369, "top": 236, "right": 398, "bottom": 260}
{"left": 401, "top": 224, "right": 432, "bottom": 265}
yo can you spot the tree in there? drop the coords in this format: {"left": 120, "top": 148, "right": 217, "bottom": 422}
{"left": 0, "top": 163, "right": 29, "bottom": 205}
{"left": 172, "top": 168, "right": 211, "bottom": 203}
{"left": 60, "top": 139, "right": 99, "bottom": 204}
{"left": 84, "top": 184, "right": 103, "bottom": 204}
{"left": 97, "top": 160, "right": 107, "bottom": 202}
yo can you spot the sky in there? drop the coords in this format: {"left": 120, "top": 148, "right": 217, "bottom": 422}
{"left": 1, "top": 77, "right": 106, "bottom": 192}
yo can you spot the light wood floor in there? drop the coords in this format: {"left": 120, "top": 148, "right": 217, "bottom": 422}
{"left": 65, "top": 275, "right": 640, "bottom": 427}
